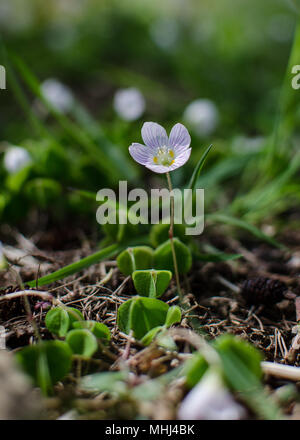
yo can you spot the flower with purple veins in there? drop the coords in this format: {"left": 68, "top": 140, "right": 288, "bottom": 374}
{"left": 129, "top": 122, "right": 191, "bottom": 174}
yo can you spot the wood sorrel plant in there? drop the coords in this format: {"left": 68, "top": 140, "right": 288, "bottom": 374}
{"left": 129, "top": 122, "right": 192, "bottom": 299}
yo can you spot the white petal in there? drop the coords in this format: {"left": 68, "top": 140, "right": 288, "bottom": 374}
{"left": 145, "top": 163, "right": 170, "bottom": 174}
{"left": 141, "top": 122, "right": 168, "bottom": 149}
{"left": 129, "top": 143, "right": 152, "bottom": 166}
{"left": 169, "top": 148, "right": 191, "bottom": 170}
{"left": 178, "top": 370, "right": 246, "bottom": 420}
{"left": 169, "top": 123, "right": 191, "bottom": 148}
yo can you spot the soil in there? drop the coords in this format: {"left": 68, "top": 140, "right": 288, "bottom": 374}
{"left": 1, "top": 219, "right": 300, "bottom": 419}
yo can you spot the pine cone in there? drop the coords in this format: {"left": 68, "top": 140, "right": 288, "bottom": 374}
{"left": 241, "top": 277, "right": 287, "bottom": 305}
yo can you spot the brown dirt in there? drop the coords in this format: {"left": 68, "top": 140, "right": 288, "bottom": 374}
{"left": 0, "top": 222, "right": 300, "bottom": 419}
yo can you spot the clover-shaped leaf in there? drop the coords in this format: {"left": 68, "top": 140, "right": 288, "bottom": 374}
{"left": 117, "top": 246, "right": 154, "bottom": 276}
{"left": 45, "top": 306, "right": 83, "bottom": 337}
{"left": 117, "top": 296, "right": 169, "bottom": 340}
{"left": 67, "top": 307, "right": 84, "bottom": 327}
{"left": 165, "top": 305, "right": 182, "bottom": 327}
{"left": 141, "top": 305, "right": 181, "bottom": 346}
{"left": 154, "top": 238, "right": 192, "bottom": 274}
{"left": 118, "top": 297, "right": 181, "bottom": 343}
{"left": 72, "top": 320, "right": 110, "bottom": 341}
{"left": 140, "top": 326, "right": 165, "bottom": 346}
{"left": 66, "top": 329, "right": 98, "bottom": 358}
{"left": 45, "top": 307, "right": 70, "bottom": 337}
{"left": 80, "top": 371, "right": 128, "bottom": 395}
{"left": 150, "top": 223, "right": 188, "bottom": 248}
{"left": 132, "top": 269, "right": 172, "bottom": 298}
{"left": 16, "top": 340, "right": 72, "bottom": 395}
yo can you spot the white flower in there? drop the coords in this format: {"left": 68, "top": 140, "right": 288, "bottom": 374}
{"left": 178, "top": 370, "right": 246, "bottom": 420}
{"left": 183, "top": 99, "right": 219, "bottom": 137}
{"left": 129, "top": 122, "right": 191, "bottom": 174}
{"left": 41, "top": 78, "right": 74, "bottom": 113}
{"left": 3, "top": 146, "right": 32, "bottom": 174}
{"left": 113, "top": 88, "right": 145, "bottom": 121}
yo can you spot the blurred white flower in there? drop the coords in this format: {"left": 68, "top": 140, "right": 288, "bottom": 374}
{"left": 113, "top": 88, "right": 145, "bottom": 121}
{"left": 4, "top": 146, "right": 32, "bottom": 174}
{"left": 183, "top": 99, "right": 219, "bottom": 137}
{"left": 178, "top": 370, "right": 246, "bottom": 420}
{"left": 150, "top": 17, "right": 179, "bottom": 50}
{"left": 41, "top": 78, "right": 74, "bottom": 113}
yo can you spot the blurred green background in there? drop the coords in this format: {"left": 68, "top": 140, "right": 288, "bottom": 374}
{"left": 0, "top": 0, "right": 299, "bottom": 231}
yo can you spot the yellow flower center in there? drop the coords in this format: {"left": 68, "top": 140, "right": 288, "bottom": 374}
{"left": 153, "top": 147, "right": 175, "bottom": 166}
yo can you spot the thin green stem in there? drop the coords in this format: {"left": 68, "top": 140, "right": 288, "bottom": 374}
{"left": 76, "top": 358, "right": 82, "bottom": 380}
{"left": 166, "top": 172, "right": 182, "bottom": 301}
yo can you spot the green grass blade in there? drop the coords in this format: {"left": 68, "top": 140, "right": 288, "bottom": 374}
{"left": 194, "top": 252, "right": 242, "bottom": 263}
{"left": 0, "top": 41, "right": 49, "bottom": 138}
{"left": 195, "top": 152, "right": 256, "bottom": 189}
{"left": 71, "top": 102, "right": 138, "bottom": 181}
{"left": 231, "top": 152, "right": 300, "bottom": 221}
{"left": 187, "top": 144, "right": 213, "bottom": 191}
{"left": 268, "top": 19, "right": 300, "bottom": 163}
{"left": 9, "top": 54, "right": 128, "bottom": 183}
{"left": 207, "top": 213, "right": 286, "bottom": 250}
{"left": 26, "top": 243, "right": 122, "bottom": 288}
{"left": 219, "top": 350, "right": 283, "bottom": 420}
{"left": 67, "top": 187, "right": 98, "bottom": 202}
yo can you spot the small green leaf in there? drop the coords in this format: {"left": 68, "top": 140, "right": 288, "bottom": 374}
{"left": 156, "top": 332, "right": 177, "bottom": 351}
{"left": 214, "top": 334, "right": 262, "bottom": 381}
{"left": 117, "top": 296, "right": 169, "bottom": 340}
{"left": 117, "top": 246, "right": 154, "bottom": 276}
{"left": 213, "top": 334, "right": 282, "bottom": 419}
{"left": 141, "top": 326, "right": 164, "bottom": 346}
{"left": 73, "top": 320, "right": 110, "bottom": 341}
{"left": 165, "top": 305, "right": 181, "bottom": 327}
{"left": 45, "top": 307, "right": 70, "bottom": 337}
{"left": 141, "top": 326, "right": 178, "bottom": 350}
{"left": 16, "top": 341, "right": 72, "bottom": 395}
{"left": 132, "top": 269, "right": 172, "bottom": 298}
{"left": 66, "top": 329, "right": 98, "bottom": 358}
{"left": 6, "top": 165, "right": 32, "bottom": 192}
{"left": 80, "top": 371, "right": 128, "bottom": 394}
{"left": 154, "top": 238, "right": 192, "bottom": 274}
{"left": 183, "top": 353, "right": 209, "bottom": 389}
{"left": 66, "top": 307, "right": 84, "bottom": 327}
{"left": 150, "top": 223, "right": 188, "bottom": 248}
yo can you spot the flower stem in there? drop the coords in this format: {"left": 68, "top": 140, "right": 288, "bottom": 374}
{"left": 166, "top": 172, "right": 182, "bottom": 300}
